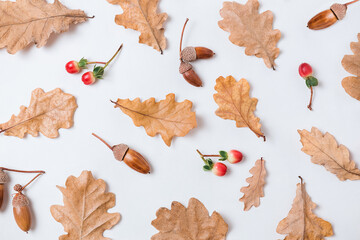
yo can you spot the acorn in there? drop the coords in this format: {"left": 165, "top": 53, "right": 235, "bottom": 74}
{"left": 179, "top": 62, "right": 203, "bottom": 87}
{"left": 308, "top": 0, "right": 358, "bottom": 30}
{"left": 178, "top": 18, "right": 214, "bottom": 87}
{"left": 181, "top": 46, "right": 214, "bottom": 62}
{"left": 92, "top": 133, "right": 151, "bottom": 174}
{"left": 12, "top": 184, "right": 31, "bottom": 233}
{"left": 0, "top": 170, "right": 9, "bottom": 209}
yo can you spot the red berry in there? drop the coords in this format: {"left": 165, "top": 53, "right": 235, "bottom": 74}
{"left": 299, "top": 63, "right": 313, "bottom": 78}
{"left": 228, "top": 150, "right": 243, "bottom": 164}
{"left": 82, "top": 72, "right": 96, "bottom": 85}
{"left": 65, "top": 61, "right": 80, "bottom": 74}
{"left": 212, "top": 162, "right": 227, "bottom": 176}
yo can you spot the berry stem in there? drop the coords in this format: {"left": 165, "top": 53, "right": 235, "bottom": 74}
{"left": 19, "top": 172, "right": 45, "bottom": 192}
{"left": 103, "top": 44, "right": 123, "bottom": 70}
{"left": 87, "top": 61, "right": 106, "bottom": 65}
{"left": 308, "top": 86, "right": 313, "bottom": 111}
{"left": 0, "top": 167, "right": 45, "bottom": 174}
{"left": 92, "top": 133, "right": 113, "bottom": 150}
{"left": 203, "top": 154, "right": 221, "bottom": 157}
{"left": 180, "top": 18, "right": 189, "bottom": 57}
{"left": 345, "top": 0, "right": 359, "bottom": 6}
{"left": 196, "top": 149, "right": 208, "bottom": 164}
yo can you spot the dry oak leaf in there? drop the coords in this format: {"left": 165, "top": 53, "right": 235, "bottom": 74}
{"left": 106, "top": 0, "right": 167, "bottom": 53}
{"left": 50, "top": 171, "right": 120, "bottom": 240}
{"left": 239, "top": 158, "right": 266, "bottom": 211}
{"left": 214, "top": 76, "right": 265, "bottom": 141}
{"left": 0, "top": 0, "right": 90, "bottom": 54}
{"left": 218, "top": 0, "right": 281, "bottom": 70}
{"left": 151, "top": 198, "right": 228, "bottom": 240}
{"left": 111, "top": 93, "right": 197, "bottom": 147}
{"left": 341, "top": 33, "right": 360, "bottom": 101}
{"left": 298, "top": 127, "right": 360, "bottom": 181}
{"left": 277, "top": 177, "right": 334, "bottom": 240}
{"left": 0, "top": 88, "right": 77, "bottom": 139}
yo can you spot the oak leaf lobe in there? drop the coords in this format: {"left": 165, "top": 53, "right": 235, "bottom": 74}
{"left": 342, "top": 33, "right": 360, "bottom": 101}
{"left": 214, "top": 76, "right": 265, "bottom": 141}
{"left": 239, "top": 158, "right": 266, "bottom": 211}
{"left": 106, "top": 0, "right": 167, "bottom": 53}
{"left": 112, "top": 93, "right": 197, "bottom": 146}
{"left": 0, "top": 88, "right": 77, "bottom": 138}
{"left": 298, "top": 127, "right": 360, "bottom": 181}
{"left": 277, "top": 177, "right": 333, "bottom": 240}
{"left": 50, "top": 171, "right": 120, "bottom": 240}
{"left": 218, "top": 0, "right": 281, "bottom": 69}
{"left": 151, "top": 198, "right": 228, "bottom": 240}
{"left": 0, "top": 0, "right": 89, "bottom": 54}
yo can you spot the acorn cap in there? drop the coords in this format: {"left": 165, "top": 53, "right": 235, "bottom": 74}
{"left": 113, "top": 144, "right": 129, "bottom": 162}
{"left": 0, "top": 170, "right": 9, "bottom": 184}
{"left": 14, "top": 184, "right": 22, "bottom": 192}
{"left": 331, "top": 3, "right": 347, "bottom": 20}
{"left": 179, "top": 61, "right": 192, "bottom": 74}
{"left": 181, "top": 47, "right": 197, "bottom": 62}
{"left": 12, "top": 193, "right": 29, "bottom": 208}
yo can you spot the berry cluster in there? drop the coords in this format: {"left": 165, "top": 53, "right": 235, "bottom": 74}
{"left": 65, "top": 44, "right": 123, "bottom": 85}
{"left": 196, "top": 149, "right": 243, "bottom": 176}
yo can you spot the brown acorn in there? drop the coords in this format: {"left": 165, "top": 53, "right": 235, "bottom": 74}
{"left": 308, "top": 0, "right": 358, "bottom": 30}
{"left": 181, "top": 46, "right": 215, "bottom": 62}
{"left": 179, "top": 62, "right": 202, "bottom": 87}
{"left": 12, "top": 185, "right": 31, "bottom": 233}
{"left": 0, "top": 170, "right": 9, "bottom": 209}
{"left": 92, "top": 133, "right": 151, "bottom": 174}
{"left": 179, "top": 18, "right": 214, "bottom": 87}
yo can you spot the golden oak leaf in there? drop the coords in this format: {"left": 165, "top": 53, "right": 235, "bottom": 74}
{"left": 0, "top": 88, "right": 77, "bottom": 139}
{"left": 214, "top": 76, "right": 265, "bottom": 141}
{"left": 341, "top": 33, "right": 360, "bottom": 101}
{"left": 112, "top": 93, "right": 197, "bottom": 147}
{"left": 218, "top": 0, "right": 281, "bottom": 69}
{"left": 239, "top": 158, "right": 266, "bottom": 211}
{"left": 151, "top": 198, "right": 228, "bottom": 240}
{"left": 106, "top": 0, "right": 167, "bottom": 53}
{"left": 298, "top": 127, "right": 360, "bottom": 181}
{"left": 0, "top": 0, "right": 89, "bottom": 54}
{"left": 277, "top": 177, "right": 333, "bottom": 240}
{"left": 51, "top": 171, "right": 120, "bottom": 240}
{"left": 342, "top": 77, "right": 360, "bottom": 101}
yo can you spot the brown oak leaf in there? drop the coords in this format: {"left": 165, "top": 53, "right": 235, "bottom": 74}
{"left": 0, "top": 0, "right": 90, "bottom": 54}
{"left": 277, "top": 177, "right": 334, "bottom": 240}
{"left": 239, "top": 158, "right": 266, "bottom": 211}
{"left": 111, "top": 93, "right": 197, "bottom": 147}
{"left": 214, "top": 76, "right": 265, "bottom": 141}
{"left": 50, "top": 171, "right": 120, "bottom": 240}
{"left": 218, "top": 0, "right": 281, "bottom": 70}
{"left": 298, "top": 127, "right": 360, "bottom": 181}
{"left": 151, "top": 198, "right": 228, "bottom": 240}
{"left": 106, "top": 0, "right": 167, "bottom": 53}
{"left": 0, "top": 88, "right": 77, "bottom": 138}
{"left": 341, "top": 33, "right": 360, "bottom": 101}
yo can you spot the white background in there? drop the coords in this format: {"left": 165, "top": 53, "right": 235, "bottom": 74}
{"left": 0, "top": 0, "right": 360, "bottom": 239}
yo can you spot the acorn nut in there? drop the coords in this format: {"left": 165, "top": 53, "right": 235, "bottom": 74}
{"left": 179, "top": 62, "right": 203, "bottom": 87}
{"left": 307, "top": 1, "right": 358, "bottom": 30}
{"left": 12, "top": 187, "right": 31, "bottom": 233}
{"left": 0, "top": 170, "right": 9, "bottom": 209}
{"left": 92, "top": 133, "right": 151, "bottom": 174}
